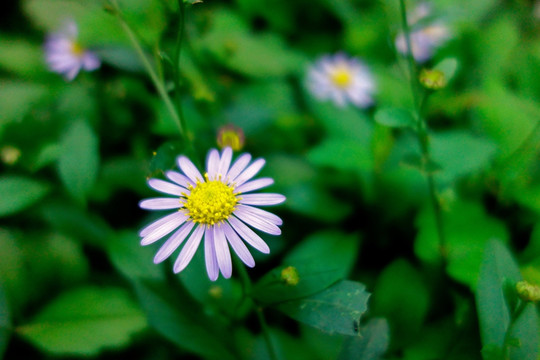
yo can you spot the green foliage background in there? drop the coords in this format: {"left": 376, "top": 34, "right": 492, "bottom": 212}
{"left": 1, "top": 0, "right": 540, "bottom": 359}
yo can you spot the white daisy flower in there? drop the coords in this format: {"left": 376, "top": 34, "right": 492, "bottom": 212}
{"left": 306, "top": 53, "right": 376, "bottom": 108}
{"left": 139, "top": 147, "right": 286, "bottom": 281}
{"left": 44, "top": 21, "right": 100, "bottom": 81}
{"left": 394, "top": 3, "right": 451, "bottom": 63}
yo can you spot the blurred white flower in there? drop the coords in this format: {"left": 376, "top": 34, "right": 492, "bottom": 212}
{"left": 44, "top": 21, "right": 100, "bottom": 81}
{"left": 306, "top": 53, "right": 375, "bottom": 108}
{"left": 394, "top": 3, "right": 451, "bottom": 63}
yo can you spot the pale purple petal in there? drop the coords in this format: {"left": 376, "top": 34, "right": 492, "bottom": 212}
{"left": 234, "top": 207, "right": 281, "bottom": 235}
{"left": 139, "top": 198, "right": 181, "bottom": 210}
{"left": 214, "top": 226, "right": 232, "bottom": 278}
{"left": 217, "top": 147, "right": 233, "bottom": 177}
{"left": 206, "top": 149, "right": 220, "bottom": 179}
{"left": 239, "top": 194, "right": 286, "bottom": 206}
{"left": 236, "top": 178, "right": 274, "bottom": 193}
{"left": 166, "top": 170, "right": 194, "bottom": 188}
{"left": 228, "top": 216, "right": 270, "bottom": 254}
{"left": 173, "top": 225, "right": 204, "bottom": 273}
{"left": 233, "top": 158, "right": 265, "bottom": 186}
{"left": 177, "top": 156, "right": 203, "bottom": 183}
{"left": 153, "top": 221, "right": 195, "bottom": 263}
{"left": 141, "top": 212, "right": 187, "bottom": 245}
{"left": 236, "top": 204, "right": 283, "bottom": 226}
{"left": 204, "top": 226, "right": 219, "bottom": 281}
{"left": 222, "top": 222, "right": 255, "bottom": 268}
{"left": 226, "top": 153, "right": 251, "bottom": 183}
{"left": 140, "top": 211, "right": 184, "bottom": 237}
{"left": 148, "top": 179, "right": 186, "bottom": 196}
{"left": 82, "top": 52, "right": 100, "bottom": 71}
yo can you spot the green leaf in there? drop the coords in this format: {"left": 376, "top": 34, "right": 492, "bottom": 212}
{"left": 0, "top": 284, "right": 11, "bottom": 359}
{"left": 476, "top": 240, "right": 539, "bottom": 360}
{"left": 308, "top": 138, "right": 373, "bottom": 172}
{"left": 277, "top": 280, "right": 370, "bottom": 336}
{"left": 58, "top": 120, "right": 99, "bottom": 202}
{"left": 0, "top": 81, "right": 48, "bottom": 132}
{"left": 371, "top": 259, "right": 430, "bottom": 349}
{"left": 0, "top": 37, "right": 47, "bottom": 78}
{"left": 16, "top": 287, "right": 147, "bottom": 356}
{"left": 0, "top": 176, "right": 50, "bottom": 217}
{"left": 374, "top": 108, "right": 415, "bottom": 128}
{"left": 433, "top": 58, "right": 458, "bottom": 83}
{"left": 415, "top": 200, "right": 509, "bottom": 288}
{"left": 338, "top": 318, "right": 390, "bottom": 360}
{"left": 134, "top": 280, "right": 236, "bottom": 360}
{"left": 253, "top": 231, "right": 360, "bottom": 304}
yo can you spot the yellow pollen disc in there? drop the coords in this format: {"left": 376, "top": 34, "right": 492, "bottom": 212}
{"left": 330, "top": 68, "right": 352, "bottom": 88}
{"left": 183, "top": 178, "right": 238, "bottom": 225}
{"left": 71, "top": 42, "right": 85, "bottom": 56}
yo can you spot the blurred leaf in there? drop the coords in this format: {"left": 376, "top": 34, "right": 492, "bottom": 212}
{"left": 371, "top": 260, "right": 429, "bottom": 349}
{"left": 338, "top": 318, "right": 390, "bottom": 360}
{"left": 0, "top": 284, "right": 11, "bottom": 359}
{"left": 134, "top": 280, "right": 236, "bottom": 360}
{"left": 107, "top": 230, "right": 164, "bottom": 282}
{"left": 0, "top": 176, "right": 50, "bottom": 217}
{"left": 0, "top": 81, "right": 48, "bottom": 133}
{"left": 0, "top": 37, "right": 47, "bottom": 78}
{"left": 17, "top": 287, "right": 147, "bottom": 356}
{"left": 94, "top": 46, "right": 144, "bottom": 72}
{"left": 374, "top": 108, "right": 415, "bottom": 128}
{"left": 277, "top": 280, "right": 370, "bottom": 336}
{"left": 58, "top": 120, "right": 99, "bottom": 202}
{"left": 476, "top": 240, "right": 539, "bottom": 360}
{"left": 253, "top": 231, "right": 360, "bottom": 304}
{"left": 308, "top": 138, "right": 373, "bottom": 172}
{"left": 0, "top": 230, "right": 28, "bottom": 312}
{"left": 415, "top": 200, "right": 509, "bottom": 288}
{"left": 433, "top": 58, "right": 458, "bottom": 83}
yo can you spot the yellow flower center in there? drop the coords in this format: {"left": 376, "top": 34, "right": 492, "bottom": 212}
{"left": 330, "top": 68, "right": 352, "bottom": 88}
{"left": 71, "top": 42, "right": 85, "bottom": 56}
{"left": 183, "top": 176, "right": 238, "bottom": 225}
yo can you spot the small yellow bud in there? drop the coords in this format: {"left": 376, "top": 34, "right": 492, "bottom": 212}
{"left": 208, "top": 285, "right": 223, "bottom": 299}
{"left": 516, "top": 281, "right": 540, "bottom": 302}
{"left": 280, "top": 266, "right": 300, "bottom": 286}
{"left": 1, "top": 146, "right": 21, "bottom": 165}
{"left": 217, "top": 124, "right": 245, "bottom": 151}
{"left": 419, "top": 69, "right": 447, "bottom": 90}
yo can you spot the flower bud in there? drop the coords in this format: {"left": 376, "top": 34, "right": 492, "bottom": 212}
{"left": 419, "top": 69, "right": 447, "bottom": 90}
{"left": 217, "top": 124, "right": 245, "bottom": 151}
{"left": 516, "top": 281, "right": 540, "bottom": 302}
{"left": 1, "top": 146, "right": 21, "bottom": 165}
{"left": 280, "top": 266, "right": 300, "bottom": 286}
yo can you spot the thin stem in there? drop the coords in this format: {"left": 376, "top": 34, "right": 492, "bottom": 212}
{"left": 109, "top": 0, "right": 185, "bottom": 137}
{"left": 398, "top": 0, "right": 447, "bottom": 259}
{"left": 235, "top": 259, "right": 279, "bottom": 360}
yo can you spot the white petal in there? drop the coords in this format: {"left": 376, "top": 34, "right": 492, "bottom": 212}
{"left": 173, "top": 225, "right": 204, "bottom": 273}
{"left": 218, "top": 147, "right": 233, "bottom": 177}
{"left": 140, "top": 212, "right": 187, "bottom": 245}
{"left": 239, "top": 194, "right": 286, "bottom": 206}
{"left": 139, "top": 198, "right": 181, "bottom": 210}
{"left": 226, "top": 153, "right": 251, "bottom": 183}
{"left": 214, "top": 226, "right": 232, "bottom": 279}
{"left": 236, "top": 204, "right": 283, "bottom": 226}
{"left": 222, "top": 222, "right": 255, "bottom": 268}
{"left": 177, "top": 156, "right": 203, "bottom": 183}
{"left": 206, "top": 149, "right": 220, "bottom": 179}
{"left": 233, "top": 158, "right": 265, "bottom": 186}
{"left": 234, "top": 207, "right": 281, "bottom": 235}
{"left": 148, "top": 178, "right": 186, "bottom": 196}
{"left": 236, "top": 178, "right": 274, "bottom": 193}
{"left": 153, "top": 221, "right": 195, "bottom": 263}
{"left": 228, "top": 216, "right": 270, "bottom": 254}
{"left": 165, "top": 170, "right": 194, "bottom": 188}
{"left": 204, "top": 226, "right": 219, "bottom": 281}
{"left": 140, "top": 212, "right": 182, "bottom": 237}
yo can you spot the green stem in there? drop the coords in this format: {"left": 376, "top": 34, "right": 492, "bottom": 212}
{"left": 235, "top": 259, "right": 279, "bottom": 360}
{"left": 110, "top": 0, "right": 185, "bottom": 137}
{"left": 398, "top": 0, "right": 447, "bottom": 259}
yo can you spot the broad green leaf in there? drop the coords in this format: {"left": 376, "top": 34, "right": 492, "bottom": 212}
{"left": 308, "top": 138, "right": 373, "bottom": 172}
{"left": 374, "top": 108, "right": 415, "bottom": 128}
{"left": 371, "top": 260, "right": 429, "bottom": 349}
{"left": 0, "top": 81, "right": 48, "bottom": 131}
{"left": 253, "top": 231, "right": 360, "bottom": 304}
{"left": 338, "top": 318, "right": 389, "bottom": 360}
{"left": 0, "top": 230, "right": 29, "bottom": 311}
{"left": 58, "top": 120, "right": 99, "bottom": 202}
{"left": 0, "top": 176, "right": 50, "bottom": 217}
{"left": 17, "top": 287, "right": 147, "bottom": 356}
{"left": 134, "top": 280, "right": 236, "bottom": 360}
{"left": 415, "top": 200, "right": 509, "bottom": 288}
{"left": 476, "top": 240, "right": 539, "bottom": 360}
{"left": 0, "top": 37, "right": 47, "bottom": 78}
{"left": 433, "top": 58, "right": 458, "bottom": 83}
{"left": 0, "top": 284, "right": 11, "bottom": 359}
{"left": 277, "top": 280, "right": 370, "bottom": 336}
